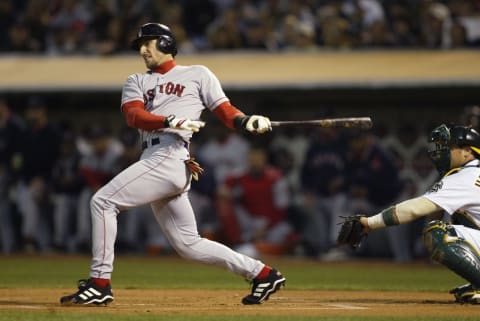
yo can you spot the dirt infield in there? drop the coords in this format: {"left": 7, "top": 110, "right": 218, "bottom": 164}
{"left": 0, "top": 288, "right": 476, "bottom": 317}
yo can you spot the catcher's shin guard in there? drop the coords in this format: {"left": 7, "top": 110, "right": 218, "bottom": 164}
{"left": 423, "top": 220, "right": 480, "bottom": 288}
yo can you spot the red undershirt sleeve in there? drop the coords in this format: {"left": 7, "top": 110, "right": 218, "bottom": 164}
{"left": 122, "top": 101, "right": 167, "bottom": 131}
{"left": 213, "top": 102, "right": 245, "bottom": 129}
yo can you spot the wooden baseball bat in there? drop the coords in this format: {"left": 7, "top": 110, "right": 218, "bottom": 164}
{"left": 270, "top": 117, "right": 372, "bottom": 129}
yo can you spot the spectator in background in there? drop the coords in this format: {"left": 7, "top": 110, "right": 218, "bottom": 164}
{"left": 383, "top": 0, "right": 419, "bottom": 47}
{"left": 112, "top": 0, "right": 145, "bottom": 51}
{"left": 346, "top": 130, "right": 404, "bottom": 217}
{"left": 21, "top": 0, "right": 51, "bottom": 53}
{"left": 74, "top": 123, "right": 123, "bottom": 251}
{"left": 0, "top": 97, "right": 25, "bottom": 253}
{"left": 240, "top": 18, "right": 273, "bottom": 50}
{"left": 300, "top": 128, "right": 349, "bottom": 258}
{"left": 51, "top": 128, "right": 84, "bottom": 252}
{"left": 449, "top": 20, "right": 468, "bottom": 48}
{"left": 381, "top": 123, "right": 438, "bottom": 258}
{"left": 182, "top": 0, "right": 217, "bottom": 49}
{"left": 461, "top": 105, "right": 480, "bottom": 130}
{"left": 289, "top": 21, "right": 318, "bottom": 51}
{"left": 275, "top": 14, "right": 301, "bottom": 49}
{"left": 216, "top": 146, "right": 295, "bottom": 258}
{"left": 149, "top": 2, "right": 197, "bottom": 54}
{"left": 273, "top": 1, "right": 316, "bottom": 50}
{"left": 206, "top": 7, "right": 242, "bottom": 50}
{"left": 46, "top": 0, "right": 90, "bottom": 55}
{"left": 391, "top": 18, "right": 418, "bottom": 47}
{"left": 345, "top": 130, "right": 412, "bottom": 262}
{"left": 2, "top": 0, "right": 480, "bottom": 53}
{"left": 257, "top": 0, "right": 285, "bottom": 34}
{"left": 85, "top": 0, "right": 121, "bottom": 55}
{"left": 7, "top": 20, "right": 43, "bottom": 53}
{"left": 382, "top": 122, "right": 437, "bottom": 193}
{"left": 316, "top": 3, "right": 355, "bottom": 49}
{"left": 0, "top": 0, "right": 15, "bottom": 52}
{"left": 198, "top": 123, "right": 250, "bottom": 185}
{"left": 188, "top": 141, "right": 219, "bottom": 241}
{"left": 362, "top": 20, "right": 395, "bottom": 47}
{"left": 16, "top": 97, "right": 62, "bottom": 252}
{"left": 420, "top": 2, "right": 453, "bottom": 49}
{"left": 270, "top": 127, "right": 309, "bottom": 196}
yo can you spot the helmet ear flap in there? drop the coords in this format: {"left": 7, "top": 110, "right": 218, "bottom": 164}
{"left": 450, "top": 125, "right": 480, "bottom": 150}
{"left": 156, "top": 35, "right": 177, "bottom": 56}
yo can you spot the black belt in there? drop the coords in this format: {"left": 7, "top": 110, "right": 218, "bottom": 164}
{"left": 141, "top": 138, "right": 160, "bottom": 150}
{"left": 141, "top": 137, "right": 189, "bottom": 150}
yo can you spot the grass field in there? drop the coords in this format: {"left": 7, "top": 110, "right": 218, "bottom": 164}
{"left": 0, "top": 255, "right": 478, "bottom": 321}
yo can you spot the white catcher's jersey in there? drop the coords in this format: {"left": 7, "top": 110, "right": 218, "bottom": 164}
{"left": 424, "top": 159, "right": 480, "bottom": 225}
{"left": 121, "top": 64, "right": 229, "bottom": 142}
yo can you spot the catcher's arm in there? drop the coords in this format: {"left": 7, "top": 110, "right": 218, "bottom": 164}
{"left": 364, "top": 197, "right": 441, "bottom": 230}
{"left": 338, "top": 197, "right": 441, "bottom": 249}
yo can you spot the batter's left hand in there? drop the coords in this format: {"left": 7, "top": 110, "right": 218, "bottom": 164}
{"left": 245, "top": 115, "right": 272, "bottom": 134}
{"left": 167, "top": 115, "right": 206, "bottom": 132}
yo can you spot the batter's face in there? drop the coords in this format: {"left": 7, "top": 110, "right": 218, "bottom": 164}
{"left": 139, "top": 39, "right": 170, "bottom": 69}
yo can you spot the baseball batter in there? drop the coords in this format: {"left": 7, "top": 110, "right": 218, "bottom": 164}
{"left": 60, "top": 23, "right": 285, "bottom": 306}
{"left": 354, "top": 124, "right": 480, "bottom": 304}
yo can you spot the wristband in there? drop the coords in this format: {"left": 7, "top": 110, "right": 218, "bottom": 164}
{"left": 366, "top": 214, "right": 386, "bottom": 229}
{"left": 381, "top": 206, "right": 399, "bottom": 226}
{"left": 165, "top": 115, "right": 175, "bottom": 128}
{"left": 233, "top": 115, "right": 249, "bottom": 130}
{"left": 366, "top": 206, "right": 399, "bottom": 229}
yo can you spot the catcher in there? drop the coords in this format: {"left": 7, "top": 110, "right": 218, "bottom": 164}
{"left": 338, "top": 124, "right": 480, "bottom": 304}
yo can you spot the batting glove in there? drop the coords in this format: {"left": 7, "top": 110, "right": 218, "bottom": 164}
{"left": 244, "top": 115, "right": 272, "bottom": 134}
{"left": 166, "top": 115, "right": 205, "bottom": 132}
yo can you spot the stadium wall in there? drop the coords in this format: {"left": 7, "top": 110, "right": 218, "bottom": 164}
{"left": 1, "top": 50, "right": 479, "bottom": 132}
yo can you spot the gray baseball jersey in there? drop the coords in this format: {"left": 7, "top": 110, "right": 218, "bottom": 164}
{"left": 89, "top": 61, "right": 264, "bottom": 281}
{"left": 121, "top": 65, "right": 229, "bottom": 142}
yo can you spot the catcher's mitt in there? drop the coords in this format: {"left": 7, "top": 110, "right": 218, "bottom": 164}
{"left": 337, "top": 215, "right": 367, "bottom": 249}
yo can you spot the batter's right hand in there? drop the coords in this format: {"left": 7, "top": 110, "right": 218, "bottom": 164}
{"left": 166, "top": 115, "right": 206, "bottom": 132}
{"left": 244, "top": 115, "right": 272, "bottom": 134}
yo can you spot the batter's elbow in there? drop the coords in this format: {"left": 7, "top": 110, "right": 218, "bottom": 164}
{"left": 124, "top": 111, "right": 137, "bottom": 127}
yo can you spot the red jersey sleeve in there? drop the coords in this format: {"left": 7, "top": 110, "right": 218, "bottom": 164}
{"left": 122, "top": 101, "right": 168, "bottom": 131}
{"left": 212, "top": 102, "right": 245, "bottom": 129}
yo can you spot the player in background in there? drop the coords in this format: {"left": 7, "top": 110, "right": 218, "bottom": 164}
{"left": 355, "top": 124, "right": 480, "bottom": 304}
{"left": 0, "top": 97, "right": 25, "bottom": 253}
{"left": 60, "top": 23, "right": 285, "bottom": 306}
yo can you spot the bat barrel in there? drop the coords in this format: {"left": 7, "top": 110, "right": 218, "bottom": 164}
{"left": 270, "top": 117, "right": 372, "bottom": 129}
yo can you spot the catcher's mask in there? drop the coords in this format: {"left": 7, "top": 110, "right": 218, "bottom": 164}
{"left": 131, "top": 23, "right": 177, "bottom": 56}
{"left": 428, "top": 124, "right": 480, "bottom": 175}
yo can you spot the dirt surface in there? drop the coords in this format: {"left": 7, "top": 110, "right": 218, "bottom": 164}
{"left": 0, "top": 288, "right": 477, "bottom": 317}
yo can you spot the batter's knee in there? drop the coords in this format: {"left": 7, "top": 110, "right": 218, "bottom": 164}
{"left": 90, "top": 191, "right": 103, "bottom": 211}
{"left": 90, "top": 189, "right": 118, "bottom": 217}
{"left": 172, "top": 243, "right": 194, "bottom": 259}
{"left": 167, "top": 233, "right": 204, "bottom": 260}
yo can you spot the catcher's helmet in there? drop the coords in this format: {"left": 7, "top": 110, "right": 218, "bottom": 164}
{"left": 131, "top": 23, "right": 177, "bottom": 56}
{"left": 428, "top": 124, "right": 480, "bottom": 175}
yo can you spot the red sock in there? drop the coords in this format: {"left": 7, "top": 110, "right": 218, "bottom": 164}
{"left": 91, "top": 277, "right": 110, "bottom": 288}
{"left": 256, "top": 265, "right": 272, "bottom": 280}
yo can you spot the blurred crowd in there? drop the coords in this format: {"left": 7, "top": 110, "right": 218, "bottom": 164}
{"left": 3, "top": 95, "right": 476, "bottom": 261}
{"left": 1, "top": 0, "right": 480, "bottom": 55}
